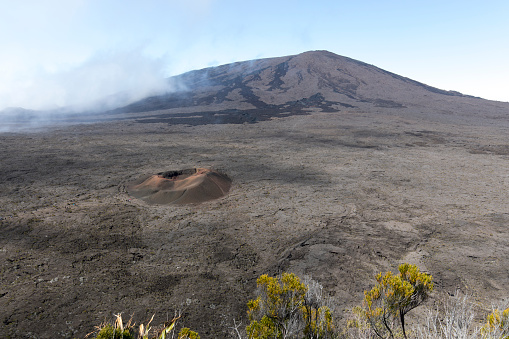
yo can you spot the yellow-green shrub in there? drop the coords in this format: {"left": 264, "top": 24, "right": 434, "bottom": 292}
{"left": 246, "top": 272, "right": 336, "bottom": 339}
{"left": 93, "top": 324, "right": 134, "bottom": 339}
{"left": 481, "top": 308, "right": 509, "bottom": 339}
{"left": 360, "top": 263, "right": 433, "bottom": 339}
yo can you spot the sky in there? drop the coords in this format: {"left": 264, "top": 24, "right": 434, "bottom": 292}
{"left": 1, "top": 0, "right": 508, "bottom": 112}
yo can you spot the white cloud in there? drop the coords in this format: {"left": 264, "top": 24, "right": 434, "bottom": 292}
{"left": 0, "top": 48, "right": 173, "bottom": 112}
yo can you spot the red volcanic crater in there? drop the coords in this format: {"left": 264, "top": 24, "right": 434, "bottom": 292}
{"left": 127, "top": 168, "right": 232, "bottom": 205}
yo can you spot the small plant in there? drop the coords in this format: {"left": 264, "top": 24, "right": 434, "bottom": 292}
{"left": 246, "top": 272, "right": 336, "bottom": 339}
{"left": 91, "top": 313, "right": 135, "bottom": 339}
{"left": 89, "top": 312, "right": 200, "bottom": 339}
{"left": 412, "top": 290, "right": 478, "bottom": 339}
{"left": 154, "top": 313, "right": 201, "bottom": 339}
{"left": 481, "top": 307, "right": 509, "bottom": 339}
{"left": 302, "top": 276, "right": 336, "bottom": 338}
{"left": 177, "top": 327, "right": 201, "bottom": 339}
{"left": 246, "top": 272, "right": 308, "bottom": 338}
{"left": 94, "top": 324, "right": 134, "bottom": 339}
{"left": 138, "top": 315, "right": 154, "bottom": 339}
{"left": 357, "top": 263, "right": 433, "bottom": 339}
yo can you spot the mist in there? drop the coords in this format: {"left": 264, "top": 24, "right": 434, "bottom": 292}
{"left": 0, "top": 49, "right": 178, "bottom": 132}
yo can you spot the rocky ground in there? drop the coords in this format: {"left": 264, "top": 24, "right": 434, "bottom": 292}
{"left": 1, "top": 106, "right": 509, "bottom": 338}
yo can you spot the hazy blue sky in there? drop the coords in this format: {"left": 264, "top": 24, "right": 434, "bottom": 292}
{"left": 1, "top": 0, "right": 508, "bottom": 111}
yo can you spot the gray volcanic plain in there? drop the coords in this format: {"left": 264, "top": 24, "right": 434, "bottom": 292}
{"left": 1, "top": 50, "right": 509, "bottom": 338}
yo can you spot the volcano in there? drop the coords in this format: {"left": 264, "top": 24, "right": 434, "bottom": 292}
{"left": 109, "top": 50, "right": 507, "bottom": 127}
{"left": 127, "top": 168, "right": 231, "bottom": 205}
{"left": 4, "top": 50, "right": 507, "bottom": 128}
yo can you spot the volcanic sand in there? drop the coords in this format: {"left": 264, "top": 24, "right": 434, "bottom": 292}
{"left": 1, "top": 108, "right": 509, "bottom": 337}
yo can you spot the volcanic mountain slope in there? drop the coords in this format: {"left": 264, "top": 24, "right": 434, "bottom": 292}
{"left": 114, "top": 50, "right": 508, "bottom": 126}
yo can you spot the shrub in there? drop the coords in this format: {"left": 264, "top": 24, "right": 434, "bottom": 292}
{"left": 481, "top": 307, "right": 509, "bottom": 339}
{"left": 246, "top": 272, "right": 308, "bottom": 338}
{"left": 93, "top": 324, "right": 134, "bottom": 339}
{"left": 177, "top": 327, "right": 201, "bottom": 339}
{"left": 92, "top": 314, "right": 135, "bottom": 339}
{"left": 246, "top": 272, "right": 336, "bottom": 339}
{"left": 302, "top": 276, "right": 336, "bottom": 338}
{"left": 357, "top": 263, "right": 433, "bottom": 339}
{"left": 412, "top": 290, "right": 478, "bottom": 339}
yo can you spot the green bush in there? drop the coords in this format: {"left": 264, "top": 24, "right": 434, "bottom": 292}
{"left": 481, "top": 308, "right": 509, "bottom": 339}
{"left": 177, "top": 327, "right": 201, "bottom": 339}
{"left": 93, "top": 324, "right": 134, "bottom": 339}
{"left": 246, "top": 272, "right": 336, "bottom": 339}
{"left": 354, "top": 263, "right": 433, "bottom": 339}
